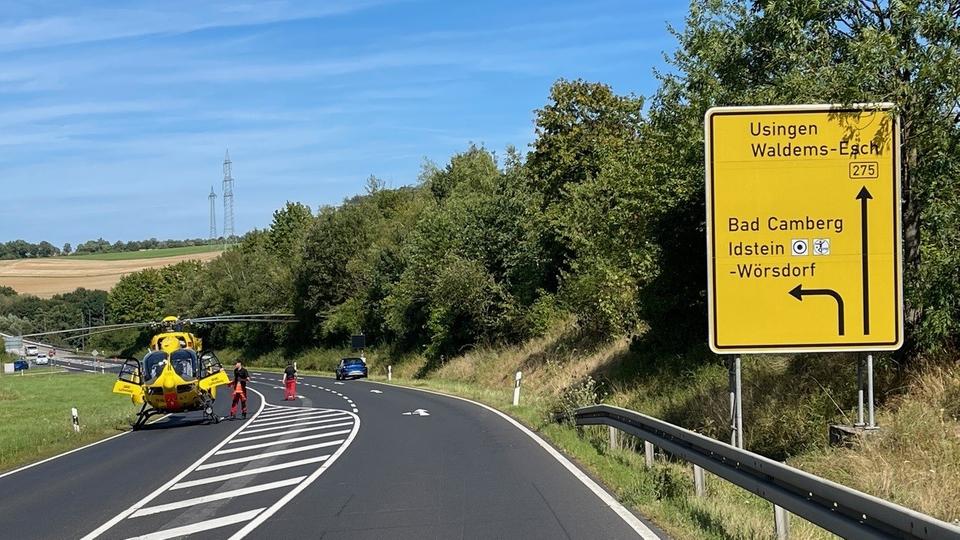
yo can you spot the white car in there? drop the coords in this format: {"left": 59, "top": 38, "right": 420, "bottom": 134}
{"left": 35, "top": 353, "right": 48, "bottom": 365}
{"left": 25, "top": 345, "right": 38, "bottom": 357}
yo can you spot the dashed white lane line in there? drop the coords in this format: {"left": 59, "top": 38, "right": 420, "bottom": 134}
{"left": 171, "top": 456, "right": 331, "bottom": 490}
{"left": 134, "top": 508, "right": 266, "bottom": 540}
{"left": 197, "top": 439, "right": 347, "bottom": 470}
{"left": 131, "top": 477, "right": 306, "bottom": 518}
{"left": 218, "top": 429, "right": 352, "bottom": 455}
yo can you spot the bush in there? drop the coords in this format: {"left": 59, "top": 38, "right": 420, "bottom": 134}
{"left": 551, "top": 375, "right": 606, "bottom": 425}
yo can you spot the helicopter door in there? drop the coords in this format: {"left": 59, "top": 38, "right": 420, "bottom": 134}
{"left": 198, "top": 351, "right": 231, "bottom": 394}
{"left": 112, "top": 358, "right": 145, "bottom": 404}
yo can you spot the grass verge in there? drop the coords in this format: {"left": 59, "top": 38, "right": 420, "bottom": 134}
{"left": 0, "top": 372, "right": 138, "bottom": 473}
{"left": 68, "top": 244, "right": 227, "bottom": 261}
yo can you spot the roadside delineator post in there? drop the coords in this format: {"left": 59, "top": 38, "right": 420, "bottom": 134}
{"left": 388, "top": 365, "right": 392, "bottom": 382}
{"left": 71, "top": 408, "right": 80, "bottom": 433}
{"left": 512, "top": 371, "right": 522, "bottom": 406}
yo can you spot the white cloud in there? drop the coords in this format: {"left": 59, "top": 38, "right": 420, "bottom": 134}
{"left": 0, "top": 1, "right": 399, "bottom": 52}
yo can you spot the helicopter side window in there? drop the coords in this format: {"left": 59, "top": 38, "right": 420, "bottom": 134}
{"left": 118, "top": 359, "right": 141, "bottom": 385}
{"left": 143, "top": 351, "right": 168, "bottom": 383}
{"left": 170, "top": 349, "right": 199, "bottom": 379}
{"left": 199, "top": 351, "right": 223, "bottom": 379}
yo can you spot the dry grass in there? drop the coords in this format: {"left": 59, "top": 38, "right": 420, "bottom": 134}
{"left": 0, "top": 251, "right": 222, "bottom": 297}
{"left": 792, "top": 363, "right": 960, "bottom": 524}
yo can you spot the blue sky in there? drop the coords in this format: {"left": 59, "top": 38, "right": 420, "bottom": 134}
{"left": 1, "top": 1, "right": 686, "bottom": 246}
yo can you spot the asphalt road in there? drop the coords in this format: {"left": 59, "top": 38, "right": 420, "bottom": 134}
{"left": 0, "top": 371, "right": 663, "bottom": 539}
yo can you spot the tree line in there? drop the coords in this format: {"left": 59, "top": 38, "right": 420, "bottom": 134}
{"left": 10, "top": 2, "right": 960, "bottom": 362}
{"left": 0, "top": 237, "right": 225, "bottom": 260}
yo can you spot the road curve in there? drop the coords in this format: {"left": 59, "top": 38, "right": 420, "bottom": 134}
{"left": 0, "top": 370, "right": 664, "bottom": 539}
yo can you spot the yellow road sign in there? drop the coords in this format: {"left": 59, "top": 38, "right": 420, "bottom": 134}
{"left": 705, "top": 104, "right": 903, "bottom": 353}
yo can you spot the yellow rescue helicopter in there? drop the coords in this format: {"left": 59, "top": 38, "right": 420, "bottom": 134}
{"left": 25, "top": 313, "right": 295, "bottom": 429}
{"left": 112, "top": 316, "right": 232, "bottom": 428}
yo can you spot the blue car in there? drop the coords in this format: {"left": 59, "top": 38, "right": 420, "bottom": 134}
{"left": 335, "top": 357, "right": 368, "bottom": 380}
{"left": 13, "top": 359, "right": 29, "bottom": 371}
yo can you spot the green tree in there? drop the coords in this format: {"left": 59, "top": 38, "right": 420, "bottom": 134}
{"left": 651, "top": 0, "right": 960, "bottom": 355}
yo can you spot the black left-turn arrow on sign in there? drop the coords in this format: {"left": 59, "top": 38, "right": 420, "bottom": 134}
{"left": 789, "top": 285, "right": 845, "bottom": 336}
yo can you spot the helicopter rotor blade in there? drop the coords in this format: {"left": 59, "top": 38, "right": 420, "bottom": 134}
{"left": 22, "top": 321, "right": 154, "bottom": 339}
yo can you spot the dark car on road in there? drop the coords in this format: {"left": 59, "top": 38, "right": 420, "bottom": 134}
{"left": 335, "top": 357, "right": 368, "bottom": 380}
{"left": 13, "top": 359, "right": 29, "bottom": 371}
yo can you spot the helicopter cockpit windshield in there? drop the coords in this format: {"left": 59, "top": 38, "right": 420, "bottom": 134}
{"left": 143, "top": 351, "right": 167, "bottom": 383}
{"left": 171, "top": 349, "right": 199, "bottom": 379}
{"left": 142, "top": 349, "right": 200, "bottom": 383}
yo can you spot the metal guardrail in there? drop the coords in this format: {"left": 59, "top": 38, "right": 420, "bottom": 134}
{"left": 575, "top": 405, "right": 960, "bottom": 540}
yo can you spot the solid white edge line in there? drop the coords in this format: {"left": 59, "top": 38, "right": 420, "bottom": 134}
{"left": 131, "top": 476, "right": 305, "bottom": 518}
{"left": 0, "top": 431, "right": 128, "bottom": 481}
{"left": 216, "top": 429, "right": 352, "bottom": 455}
{"left": 171, "top": 455, "right": 331, "bottom": 490}
{"left": 126, "top": 507, "right": 265, "bottom": 540}
{"left": 228, "top": 409, "right": 360, "bottom": 540}
{"left": 0, "top": 413, "right": 170, "bottom": 482}
{"left": 231, "top": 422, "right": 355, "bottom": 443}
{"left": 80, "top": 391, "right": 267, "bottom": 540}
{"left": 331, "top": 376, "right": 660, "bottom": 540}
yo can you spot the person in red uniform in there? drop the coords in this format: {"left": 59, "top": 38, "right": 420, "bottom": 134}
{"left": 283, "top": 362, "right": 297, "bottom": 400}
{"left": 230, "top": 361, "right": 250, "bottom": 419}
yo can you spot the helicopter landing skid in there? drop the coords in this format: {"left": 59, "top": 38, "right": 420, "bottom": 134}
{"left": 131, "top": 403, "right": 165, "bottom": 430}
{"left": 201, "top": 394, "right": 220, "bottom": 424}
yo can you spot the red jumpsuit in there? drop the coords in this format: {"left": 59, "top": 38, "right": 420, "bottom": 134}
{"left": 230, "top": 368, "right": 249, "bottom": 418}
{"left": 284, "top": 367, "right": 297, "bottom": 400}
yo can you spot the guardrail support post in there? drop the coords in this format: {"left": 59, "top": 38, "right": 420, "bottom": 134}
{"left": 644, "top": 441, "right": 654, "bottom": 468}
{"left": 775, "top": 504, "right": 790, "bottom": 539}
{"left": 694, "top": 464, "right": 705, "bottom": 497}
{"left": 608, "top": 426, "right": 618, "bottom": 450}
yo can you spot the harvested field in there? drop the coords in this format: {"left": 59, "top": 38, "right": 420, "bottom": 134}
{"left": 0, "top": 252, "right": 221, "bottom": 297}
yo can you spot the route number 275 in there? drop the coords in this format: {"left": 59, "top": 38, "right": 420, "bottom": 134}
{"left": 849, "top": 161, "right": 878, "bottom": 179}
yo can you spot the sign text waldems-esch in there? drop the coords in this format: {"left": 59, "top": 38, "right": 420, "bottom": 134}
{"left": 705, "top": 104, "right": 903, "bottom": 353}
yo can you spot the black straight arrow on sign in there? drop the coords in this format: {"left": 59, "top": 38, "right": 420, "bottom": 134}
{"left": 789, "top": 285, "right": 845, "bottom": 336}
{"left": 856, "top": 186, "right": 872, "bottom": 335}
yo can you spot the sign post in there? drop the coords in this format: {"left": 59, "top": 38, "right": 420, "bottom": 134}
{"left": 705, "top": 104, "right": 902, "bottom": 354}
